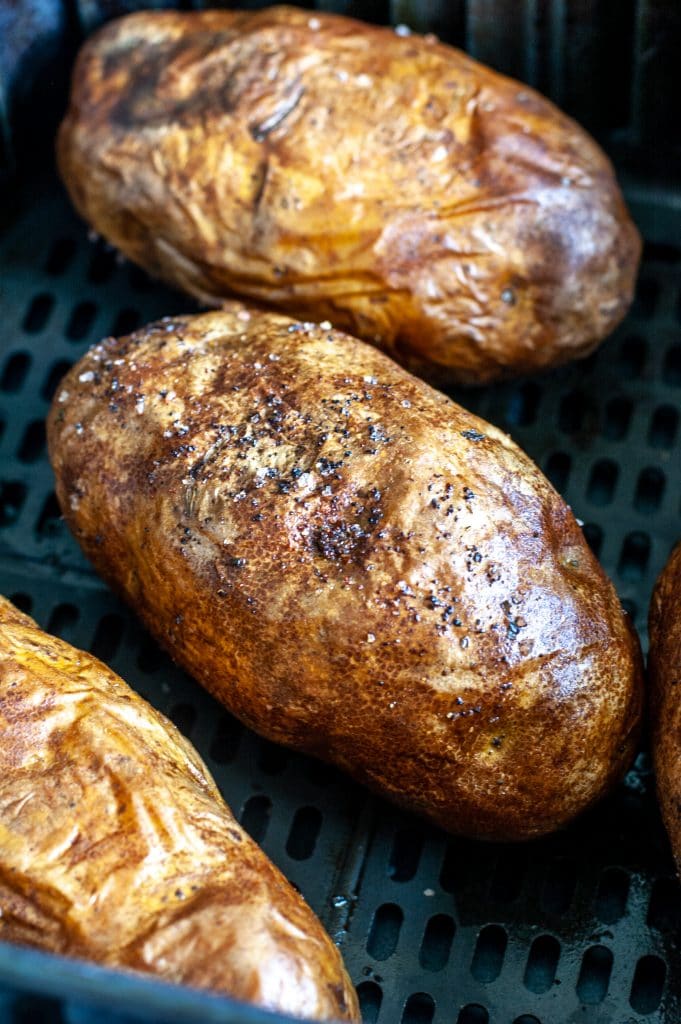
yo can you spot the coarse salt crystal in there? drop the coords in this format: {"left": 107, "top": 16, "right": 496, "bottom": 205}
{"left": 78, "top": 371, "right": 95, "bottom": 383}
{"left": 367, "top": 633, "right": 376, "bottom": 643}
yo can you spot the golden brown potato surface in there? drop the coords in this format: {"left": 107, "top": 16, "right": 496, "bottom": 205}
{"left": 57, "top": 6, "right": 640, "bottom": 384}
{"left": 648, "top": 543, "right": 681, "bottom": 876}
{"left": 0, "top": 595, "right": 359, "bottom": 1022}
{"left": 48, "top": 307, "right": 643, "bottom": 840}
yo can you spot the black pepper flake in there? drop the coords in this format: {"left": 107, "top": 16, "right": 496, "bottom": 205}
{"left": 463, "top": 487, "right": 475, "bottom": 501}
{"left": 461, "top": 429, "right": 485, "bottom": 442}
{"left": 229, "top": 557, "right": 247, "bottom": 568}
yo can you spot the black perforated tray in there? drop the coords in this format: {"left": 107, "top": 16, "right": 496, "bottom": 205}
{"left": 1, "top": 168, "right": 681, "bottom": 1024}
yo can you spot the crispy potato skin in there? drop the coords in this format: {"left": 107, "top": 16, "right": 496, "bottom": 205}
{"left": 648, "top": 543, "right": 681, "bottom": 875}
{"left": 47, "top": 308, "right": 643, "bottom": 840}
{"left": 0, "top": 596, "right": 359, "bottom": 1022}
{"left": 57, "top": 6, "right": 640, "bottom": 385}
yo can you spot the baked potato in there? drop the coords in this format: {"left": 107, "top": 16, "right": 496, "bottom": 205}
{"left": 648, "top": 542, "right": 681, "bottom": 875}
{"left": 47, "top": 307, "right": 644, "bottom": 841}
{"left": 0, "top": 594, "right": 359, "bottom": 1022}
{"left": 56, "top": 6, "right": 640, "bottom": 385}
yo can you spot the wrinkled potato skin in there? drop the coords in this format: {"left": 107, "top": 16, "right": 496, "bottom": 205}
{"left": 57, "top": 6, "right": 640, "bottom": 385}
{"left": 648, "top": 543, "right": 681, "bottom": 876}
{"left": 0, "top": 596, "right": 359, "bottom": 1022}
{"left": 48, "top": 308, "right": 643, "bottom": 840}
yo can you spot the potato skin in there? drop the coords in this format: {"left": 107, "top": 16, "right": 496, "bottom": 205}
{"left": 57, "top": 6, "right": 640, "bottom": 385}
{"left": 0, "top": 596, "right": 359, "bottom": 1022}
{"left": 48, "top": 307, "right": 643, "bottom": 841}
{"left": 648, "top": 543, "right": 681, "bottom": 875}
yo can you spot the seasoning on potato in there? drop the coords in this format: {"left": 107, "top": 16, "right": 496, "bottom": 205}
{"left": 56, "top": 6, "right": 640, "bottom": 385}
{"left": 47, "top": 306, "right": 644, "bottom": 841}
{"left": 648, "top": 542, "right": 681, "bottom": 876}
{"left": 0, "top": 595, "right": 359, "bottom": 1022}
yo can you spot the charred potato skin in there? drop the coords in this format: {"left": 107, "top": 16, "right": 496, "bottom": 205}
{"left": 649, "top": 543, "right": 681, "bottom": 875}
{"left": 0, "top": 596, "right": 359, "bottom": 1022}
{"left": 47, "top": 308, "right": 643, "bottom": 841}
{"left": 57, "top": 6, "right": 640, "bottom": 385}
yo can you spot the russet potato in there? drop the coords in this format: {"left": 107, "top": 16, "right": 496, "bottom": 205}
{"left": 0, "top": 595, "right": 359, "bottom": 1022}
{"left": 648, "top": 543, "right": 681, "bottom": 875}
{"left": 57, "top": 6, "right": 640, "bottom": 384}
{"left": 47, "top": 307, "right": 643, "bottom": 841}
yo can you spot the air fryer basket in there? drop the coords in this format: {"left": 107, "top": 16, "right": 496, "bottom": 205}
{"left": 1, "top": 3, "right": 680, "bottom": 1023}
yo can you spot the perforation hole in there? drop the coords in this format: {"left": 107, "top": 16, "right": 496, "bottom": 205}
{"left": 470, "top": 924, "right": 507, "bottom": 983}
{"left": 619, "top": 336, "right": 647, "bottom": 377}
{"left": 1, "top": 352, "right": 31, "bottom": 392}
{"left": 582, "top": 523, "right": 603, "bottom": 558}
{"left": 401, "top": 992, "right": 434, "bottom": 1024}
{"left": 644, "top": 241, "right": 681, "bottom": 263}
{"left": 0, "top": 481, "right": 27, "bottom": 527}
{"left": 647, "top": 876, "right": 681, "bottom": 930}
{"left": 41, "top": 360, "right": 72, "bottom": 402}
{"left": 419, "top": 914, "right": 455, "bottom": 971}
{"left": 111, "top": 308, "right": 141, "bottom": 336}
{"left": 633, "top": 277, "right": 659, "bottom": 317}
{"left": 634, "top": 467, "right": 666, "bottom": 514}
{"left": 629, "top": 955, "right": 666, "bottom": 1014}
{"left": 17, "top": 420, "right": 45, "bottom": 464}
{"left": 559, "top": 391, "right": 589, "bottom": 434}
{"left": 286, "top": 806, "right": 322, "bottom": 860}
{"left": 169, "top": 703, "right": 196, "bottom": 738}
{"left": 586, "top": 459, "right": 618, "bottom": 505}
{"left": 23, "top": 293, "right": 55, "bottom": 333}
{"left": 45, "top": 237, "right": 76, "bottom": 275}
{"left": 90, "top": 613, "right": 124, "bottom": 663}
{"left": 505, "top": 382, "right": 540, "bottom": 427}
{"left": 594, "top": 867, "right": 629, "bottom": 923}
{"left": 36, "top": 492, "right": 62, "bottom": 538}
{"left": 457, "top": 1007, "right": 488, "bottom": 1024}
{"left": 663, "top": 345, "right": 681, "bottom": 386}
{"left": 47, "top": 602, "right": 79, "bottom": 639}
{"left": 602, "top": 396, "right": 632, "bottom": 440}
{"left": 439, "top": 841, "right": 467, "bottom": 893}
{"left": 136, "top": 634, "right": 167, "bottom": 673}
{"left": 87, "top": 246, "right": 117, "bottom": 284}
{"left": 240, "top": 795, "right": 271, "bottom": 843}
{"left": 301, "top": 756, "right": 335, "bottom": 787}
{"left": 514, "top": 1017, "right": 541, "bottom": 1024}
{"left": 541, "top": 859, "right": 577, "bottom": 913}
{"left": 258, "top": 739, "right": 288, "bottom": 775}
{"left": 9, "top": 592, "right": 32, "bottom": 614}
{"left": 544, "top": 452, "right": 571, "bottom": 492}
{"left": 576, "top": 945, "right": 613, "bottom": 1004}
{"left": 618, "top": 531, "right": 651, "bottom": 582}
{"left": 367, "top": 903, "right": 403, "bottom": 960}
{"left": 129, "top": 265, "right": 154, "bottom": 292}
{"left": 389, "top": 826, "right": 424, "bottom": 881}
{"left": 357, "top": 981, "right": 382, "bottom": 1023}
{"left": 524, "top": 935, "right": 560, "bottom": 993}
{"left": 11, "top": 995, "right": 65, "bottom": 1022}
{"left": 66, "top": 301, "right": 97, "bottom": 342}
{"left": 648, "top": 405, "right": 678, "bottom": 448}
{"left": 209, "top": 714, "right": 242, "bottom": 764}
{"left": 490, "top": 848, "right": 526, "bottom": 903}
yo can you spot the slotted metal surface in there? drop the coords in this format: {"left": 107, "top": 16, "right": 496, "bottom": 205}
{"left": 1, "top": 167, "right": 680, "bottom": 1024}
